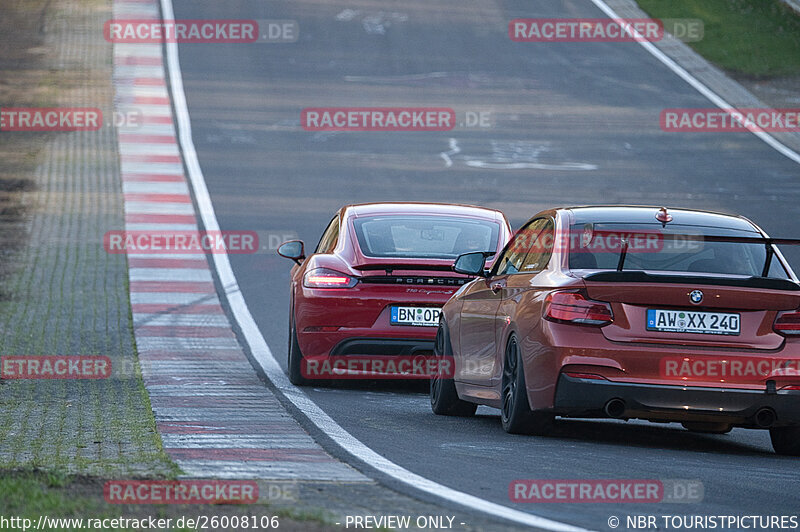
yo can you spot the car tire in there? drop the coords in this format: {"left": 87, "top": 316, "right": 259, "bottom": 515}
{"left": 500, "top": 334, "right": 553, "bottom": 435}
{"left": 288, "top": 315, "right": 311, "bottom": 387}
{"left": 430, "top": 320, "right": 477, "bottom": 417}
{"left": 770, "top": 426, "right": 800, "bottom": 456}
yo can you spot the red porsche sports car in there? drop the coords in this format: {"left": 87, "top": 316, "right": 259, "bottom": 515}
{"left": 431, "top": 206, "right": 800, "bottom": 455}
{"left": 278, "top": 202, "right": 512, "bottom": 385}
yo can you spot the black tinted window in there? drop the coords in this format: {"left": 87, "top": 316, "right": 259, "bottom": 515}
{"left": 353, "top": 216, "right": 500, "bottom": 259}
{"left": 567, "top": 223, "right": 789, "bottom": 279}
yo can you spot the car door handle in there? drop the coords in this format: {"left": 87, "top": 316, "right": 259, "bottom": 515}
{"left": 490, "top": 280, "right": 506, "bottom": 293}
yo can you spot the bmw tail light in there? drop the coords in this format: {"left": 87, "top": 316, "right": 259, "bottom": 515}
{"left": 774, "top": 310, "right": 800, "bottom": 335}
{"left": 303, "top": 268, "right": 358, "bottom": 289}
{"left": 544, "top": 290, "right": 613, "bottom": 326}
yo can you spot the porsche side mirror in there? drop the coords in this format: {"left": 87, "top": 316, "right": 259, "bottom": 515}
{"left": 453, "top": 252, "right": 488, "bottom": 277}
{"left": 278, "top": 240, "right": 305, "bottom": 265}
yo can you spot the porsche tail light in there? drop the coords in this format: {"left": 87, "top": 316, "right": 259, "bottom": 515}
{"left": 774, "top": 310, "right": 800, "bottom": 335}
{"left": 544, "top": 290, "right": 613, "bottom": 326}
{"left": 303, "top": 268, "right": 358, "bottom": 289}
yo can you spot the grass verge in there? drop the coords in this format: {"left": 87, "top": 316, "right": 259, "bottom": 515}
{"left": 0, "top": 471, "right": 336, "bottom": 532}
{"left": 636, "top": 0, "right": 800, "bottom": 78}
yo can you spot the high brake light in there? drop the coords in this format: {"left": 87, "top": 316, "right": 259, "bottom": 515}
{"left": 544, "top": 290, "right": 613, "bottom": 326}
{"left": 303, "top": 268, "right": 358, "bottom": 289}
{"left": 774, "top": 310, "right": 800, "bottom": 335}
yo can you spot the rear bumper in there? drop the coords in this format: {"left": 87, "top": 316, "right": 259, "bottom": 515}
{"left": 298, "top": 326, "right": 437, "bottom": 359}
{"left": 330, "top": 337, "right": 434, "bottom": 357}
{"left": 301, "top": 337, "right": 437, "bottom": 380}
{"left": 553, "top": 373, "right": 800, "bottom": 427}
{"left": 295, "top": 285, "right": 450, "bottom": 358}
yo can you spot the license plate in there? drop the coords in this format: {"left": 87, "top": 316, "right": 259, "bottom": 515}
{"left": 390, "top": 306, "right": 441, "bottom": 327}
{"left": 647, "top": 309, "right": 740, "bottom": 335}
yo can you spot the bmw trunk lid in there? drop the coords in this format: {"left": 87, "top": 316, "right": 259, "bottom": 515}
{"left": 582, "top": 273, "right": 800, "bottom": 350}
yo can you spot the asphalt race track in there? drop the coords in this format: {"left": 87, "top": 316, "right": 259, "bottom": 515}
{"left": 168, "top": 0, "right": 800, "bottom": 529}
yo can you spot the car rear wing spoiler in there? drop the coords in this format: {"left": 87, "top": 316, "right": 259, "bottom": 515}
{"left": 353, "top": 263, "right": 455, "bottom": 273}
{"left": 612, "top": 233, "right": 800, "bottom": 278}
{"left": 583, "top": 271, "right": 800, "bottom": 291}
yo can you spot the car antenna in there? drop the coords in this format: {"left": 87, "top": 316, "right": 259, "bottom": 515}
{"left": 656, "top": 207, "right": 672, "bottom": 228}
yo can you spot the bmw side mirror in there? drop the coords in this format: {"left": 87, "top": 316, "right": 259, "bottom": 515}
{"left": 278, "top": 240, "right": 305, "bottom": 265}
{"left": 453, "top": 252, "right": 488, "bottom": 277}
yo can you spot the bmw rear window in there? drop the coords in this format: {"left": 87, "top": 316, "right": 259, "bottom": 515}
{"left": 353, "top": 216, "right": 500, "bottom": 259}
{"left": 567, "top": 223, "right": 790, "bottom": 278}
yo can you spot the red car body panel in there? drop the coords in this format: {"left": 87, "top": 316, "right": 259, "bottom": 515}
{"left": 443, "top": 206, "right": 800, "bottom": 427}
{"left": 287, "top": 203, "right": 512, "bottom": 368}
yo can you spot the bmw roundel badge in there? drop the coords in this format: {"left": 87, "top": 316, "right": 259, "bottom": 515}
{"left": 689, "top": 290, "right": 703, "bottom": 305}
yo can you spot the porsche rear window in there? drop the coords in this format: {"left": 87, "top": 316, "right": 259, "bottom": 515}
{"left": 567, "top": 223, "right": 790, "bottom": 279}
{"left": 353, "top": 216, "right": 500, "bottom": 259}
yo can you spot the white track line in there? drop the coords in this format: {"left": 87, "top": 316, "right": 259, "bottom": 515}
{"left": 158, "top": 0, "right": 590, "bottom": 529}
{"left": 590, "top": 0, "right": 800, "bottom": 166}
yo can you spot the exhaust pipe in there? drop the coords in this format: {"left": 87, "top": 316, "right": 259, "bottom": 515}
{"left": 604, "top": 398, "right": 626, "bottom": 419}
{"left": 754, "top": 408, "right": 776, "bottom": 428}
